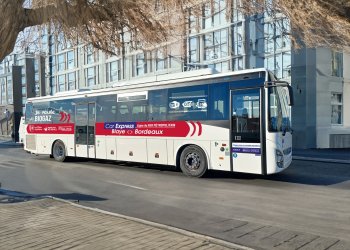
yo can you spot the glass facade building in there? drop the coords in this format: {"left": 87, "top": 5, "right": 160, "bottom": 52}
{"left": 0, "top": 0, "right": 349, "bottom": 148}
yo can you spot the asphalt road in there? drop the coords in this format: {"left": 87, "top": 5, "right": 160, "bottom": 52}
{"left": 1, "top": 143, "right": 350, "bottom": 249}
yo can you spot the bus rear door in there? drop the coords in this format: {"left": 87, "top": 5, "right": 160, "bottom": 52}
{"left": 75, "top": 103, "right": 96, "bottom": 158}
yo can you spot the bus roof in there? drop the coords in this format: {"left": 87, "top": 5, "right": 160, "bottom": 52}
{"left": 27, "top": 68, "right": 268, "bottom": 103}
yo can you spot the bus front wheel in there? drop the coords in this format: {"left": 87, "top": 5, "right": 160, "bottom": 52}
{"left": 180, "top": 145, "right": 208, "bottom": 177}
{"left": 52, "top": 140, "right": 66, "bottom": 162}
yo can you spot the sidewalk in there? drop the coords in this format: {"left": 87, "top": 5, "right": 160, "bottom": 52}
{"left": 0, "top": 196, "right": 247, "bottom": 250}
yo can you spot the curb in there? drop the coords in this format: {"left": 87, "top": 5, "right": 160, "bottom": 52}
{"left": 293, "top": 156, "right": 350, "bottom": 164}
{"left": 46, "top": 196, "right": 254, "bottom": 250}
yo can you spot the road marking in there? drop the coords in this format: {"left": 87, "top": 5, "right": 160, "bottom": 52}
{"left": 106, "top": 181, "right": 147, "bottom": 191}
{"left": 0, "top": 165, "right": 15, "bottom": 169}
{"left": 0, "top": 163, "right": 25, "bottom": 168}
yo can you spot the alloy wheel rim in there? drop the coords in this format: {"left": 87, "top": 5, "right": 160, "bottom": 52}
{"left": 185, "top": 152, "right": 201, "bottom": 171}
{"left": 55, "top": 145, "right": 63, "bottom": 157}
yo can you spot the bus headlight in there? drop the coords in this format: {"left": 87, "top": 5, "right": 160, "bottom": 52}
{"left": 276, "top": 149, "right": 284, "bottom": 168}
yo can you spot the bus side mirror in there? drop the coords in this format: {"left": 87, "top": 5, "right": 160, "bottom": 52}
{"left": 287, "top": 86, "right": 294, "bottom": 106}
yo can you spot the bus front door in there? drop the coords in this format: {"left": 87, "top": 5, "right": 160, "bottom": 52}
{"left": 75, "top": 103, "right": 96, "bottom": 158}
{"left": 231, "top": 88, "right": 263, "bottom": 174}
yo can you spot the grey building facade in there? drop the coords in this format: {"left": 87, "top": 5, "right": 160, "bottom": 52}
{"left": 0, "top": 53, "right": 46, "bottom": 140}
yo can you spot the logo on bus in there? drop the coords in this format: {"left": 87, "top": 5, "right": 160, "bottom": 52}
{"left": 59, "top": 112, "right": 71, "bottom": 123}
{"left": 169, "top": 101, "right": 180, "bottom": 109}
{"left": 104, "top": 122, "right": 136, "bottom": 130}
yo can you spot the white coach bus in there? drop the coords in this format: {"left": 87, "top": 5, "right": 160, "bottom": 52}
{"left": 23, "top": 68, "right": 293, "bottom": 177}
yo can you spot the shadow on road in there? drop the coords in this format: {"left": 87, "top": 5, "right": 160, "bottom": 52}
{"left": 0, "top": 142, "right": 22, "bottom": 149}
{"left": 206, "top": 160, "right": 350, "bottom": 186}
{"left": 66, "top": 158, "right": 350, "bottom": 186}
{"left": 0, "top": 188, "right": 107, "bottom": 204}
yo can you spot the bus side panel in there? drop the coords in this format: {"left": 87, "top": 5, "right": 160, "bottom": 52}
{"left": 106, "top": 137, "right": 117, "bottom": 160}
{"left": 147, "top": 139, "right": 168, "bottom": 165}
{"left": 173, "top": 140, "right": 211, "bottom": 169}
{"left": 96, "top": 136, "right": 107, "bottom": 159}
{"left": 210, "top": 140, "right": 230, "bottom": 171}
{"left": 36, "top": 135, "right": 50, "bottom": 154}
{"left": 167, "top": 139, "right": 175, "bottom": 166}
{"left": 34, "top": 134, "right": 73, "bottom": 156}
{"left": 66, "top": 135, "right": 75, "bottom": 156}
{"left": 116, "top": 138, "right": 147, "bottom": 163}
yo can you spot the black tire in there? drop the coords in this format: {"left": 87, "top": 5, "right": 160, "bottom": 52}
{"left": 52, "top": 140, "right": 66, "bottom": 162}
{"left": 179, "top": 145, "right": 208, "bottom": 177}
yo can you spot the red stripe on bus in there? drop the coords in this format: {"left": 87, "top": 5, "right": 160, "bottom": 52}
{"left": 190, "top": 121, "right": 196, "bottom": 137}
{"left": 197, "top": 122, "right": 202, "bottom": 136}
{"left": 95, "top": 121, "right": 191, "bottom": 137}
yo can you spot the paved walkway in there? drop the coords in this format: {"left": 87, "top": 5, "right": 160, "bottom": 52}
{"left": 0, "top": 198, "right": 247, "bottom": 250}
{"left": 1, "top": 194, "right": 350, "bottom": 250}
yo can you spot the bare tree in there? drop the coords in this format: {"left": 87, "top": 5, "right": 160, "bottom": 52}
{"left": 0, "top": 0, "right": 350, "bottom": 62}
{"left": 0, "top": 0, "right": 195, "bottom": 61}
{"left": 240, "top": 0, "right": 350, "bottom": 50}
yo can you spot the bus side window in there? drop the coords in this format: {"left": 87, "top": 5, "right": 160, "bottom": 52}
{"left": 117, "top": 104, "right": 130, "bottom": 122}
{"left": 131, "top": 101, "right": 148, "bottom": 122}
{"left": 25, "top": 103, "right": 33, "bottom": 123}
{"left": 209, "top": 83, "right": 228, "bottom": 120}
{"left": 96, "top": 95, "right": 117, "bottom": 122}
{"left": 148, "top": 89, "right": 167, "bottom": 121}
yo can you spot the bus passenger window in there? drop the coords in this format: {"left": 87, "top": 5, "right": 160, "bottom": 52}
{"left": 148, "top": 89, "right": 167, "bottom": 121}
{"left": 209, "top": 83, "right": 228, "bottom": 120}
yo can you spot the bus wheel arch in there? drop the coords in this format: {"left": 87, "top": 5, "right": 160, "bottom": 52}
{"left": 51, "top": 140, "right": 67, "bottom": 162}
{"left": 176, "top": 144, "right": 209, "bottom": 178}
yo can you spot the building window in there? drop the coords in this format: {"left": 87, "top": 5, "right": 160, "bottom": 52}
{"left": 34, "top": 59, "right": 39, "bottom": 72}
{"left": 188, "top": 11, "right": 198, "bottom": 34}
{"left": 210, "top": 61, "right": 229, "bottom": 72}
{"left": 86, "top": 45, "right": 95, "bottom": 65}
{"left": 67, "top": 50, "right": 75, "bottom": 70}
{"left": 50, "top": 56, "right": 56, "bottom": 75}
{"left": 156, "top": 49, "right": 168, "bottom": 71}
{"left": 331, "top": 93, "right": 342, "bottom": 125}
{"left": 331, "top": 51, "right": 343, "bottom": 77}
{"left": 135, "top": 53, "right": 146, "bottom": 76}
{"left": 233, "top": 0, "right": 244, "bottom": 22}
{"left": 7, "top": 76, "right": 12, "bottom": 104}
{"left": 50, "top": 77, "right": 56, "bottom": 95}
{"left": 86, "top": 67, "right": 97, "bottom": 86}
{"left": 1, "top": 80, "right": 6, "bottom": 105}
{"left": 233, "top": 57, "right": 243, "bottom": 71}
{"left": 203, "top": 3, "right": 212, "bottom": 29}
{"left": 204, "top": 28, "right": 228, "bottom": 61}
{"left": 22, "top": 86, "right": 26, "bottom": 96}
{"left": 106, "top": 61, "right": 120, "bottom": 83}
{"left": 233, "top": 24, "right": 243, "bottom": 56}
{"left": 68, "top": 72, "right": 76, "bottom": 90}
{"left": 203, "top": 0, "right": 226, "bottom": 29}
{"left": 57, "top": 54, "right": 66, "bottom": 72}
{"left": 58, "top": 75, "right": 65, "bottom": 92}
{"left": 189, "top": 37, "right": 199, "bottom": 64}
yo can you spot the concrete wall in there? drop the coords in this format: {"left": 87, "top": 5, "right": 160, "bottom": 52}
{"left": 315, "top": 48, "right": 349, "bottom": 148}
{"left": 343, "top": 53, "right": 350, "bottom": 128}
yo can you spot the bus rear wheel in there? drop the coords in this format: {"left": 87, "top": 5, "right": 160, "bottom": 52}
{"left": 180, "top": 145, "right": 208, "bottom": 177}
{"left": 52, "top": 140, "right": 66, "bottom": 162}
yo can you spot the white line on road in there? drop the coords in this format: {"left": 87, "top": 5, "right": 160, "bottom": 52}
{"left": 0, "top": 165, "right": 15, "bottom": 169}
{"left": 106, "top": 181, "right": 147, "bottom": 191}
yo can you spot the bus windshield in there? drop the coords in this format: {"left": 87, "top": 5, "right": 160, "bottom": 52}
{"left": 268, "top": 86, "right": 292, "bottom": 132}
